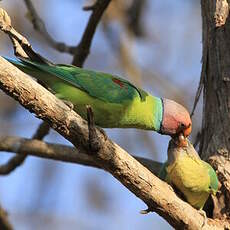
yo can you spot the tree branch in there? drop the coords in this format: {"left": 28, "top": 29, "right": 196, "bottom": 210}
{"left": 0, "top": 122, "right": 49, "bottom": 175}
{"left": 72, "top": 0, "right": 111, "bottom": 67}
{"left": 23, "top": 0, "right": 75, "bottom": 54}
{"left": 23, "top": 0, "right": 112, "bottom": 67}
{"left": 0, "top": 205, "right": 12, "bottom": 230}
{"left": 0, "top": 57, "right": 228, "bottom": 229}
{"left": 0, "top": 136, "right": 162, "bottom": 175}
{"left": 199, "top": 1, "right": 230, "bottom": 219}
{"left": 0, "top": 0, "right": 111, "bottom": 173}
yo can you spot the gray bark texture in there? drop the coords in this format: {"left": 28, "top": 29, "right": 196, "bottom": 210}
{"left": 200, "top": 0, "right": 230, "bottom": 220}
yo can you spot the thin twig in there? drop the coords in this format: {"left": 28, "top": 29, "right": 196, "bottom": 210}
{"left": 72, "top": 0, "right": 111, "bottom": 67}
{"left": 190, "top": 39, "right": 208, "bottom": 117}
{"left": 23, "top": 0, "right": 75, "bottom": 54}
{"left": 83, "top": 2, "right": 97, "bottom": 11}
{"left": 23, "top": 0, "right": 111, "bottom": 66}
{"left": 193, "top": 131, "right": 201, "bottom": 148}
{"left": 9, "top": 37, "right": 28, "bottom": 58}
{"left": 0, "top": 205, "right": 13, "bottom": 230}
{"left": 0, "top": 8, "right": 49, "bottom": 62}
{"left": 190, "top": 77, "right": 204, "bottom": 117}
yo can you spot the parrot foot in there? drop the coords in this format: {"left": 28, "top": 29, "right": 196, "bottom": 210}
{"left": 97, "top": 127, "right": 108, "bottom": 141}
{"left": 140, "top": 207, "right": 153, "bottom": 215}
{"left": 62, "top": 100, "right": 74, "bottom": 111}
{"left": 198, "top": 210, "right": 207, "bottom": 228}
{"left": 86, "top": 105, "right": 103, "bottom": 153}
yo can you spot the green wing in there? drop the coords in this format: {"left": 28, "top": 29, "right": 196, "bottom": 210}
{"left": 18, "top": 58, "right": 147, "bottom": 103}
{"left": 204, "top": 162, "right": 219, "bottom": 193}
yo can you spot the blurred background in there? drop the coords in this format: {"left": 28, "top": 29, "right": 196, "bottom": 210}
{"left": 0, "top": 0, "right": 202, "bottom": 229}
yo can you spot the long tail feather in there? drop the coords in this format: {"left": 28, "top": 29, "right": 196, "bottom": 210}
{"left": 3, "top": 56, "right": 25, "bottom": 67}
{"left": 2, "top": 56, "right": 49, "bottom": 82}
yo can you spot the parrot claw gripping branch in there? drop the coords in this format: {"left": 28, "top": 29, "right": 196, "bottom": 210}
{"left": 86, "top": 105, "right": 106, "bottom": 153}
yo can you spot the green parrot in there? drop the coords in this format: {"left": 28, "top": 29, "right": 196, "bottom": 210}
{"left": 160, "top": 140, "right": 219, "bottom": 210}
{"left": 3, "top": 56, "right": 192, "bottom": 144}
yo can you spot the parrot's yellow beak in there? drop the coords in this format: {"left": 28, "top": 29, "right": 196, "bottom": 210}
{"left": 178, "top": 133, "right": 188, "bottom": 147}
{"left": 172, "top": 133, "right": 188, "bottom": 147}
{"left": 175, "top": 124, "right": 192, "bottom": 147}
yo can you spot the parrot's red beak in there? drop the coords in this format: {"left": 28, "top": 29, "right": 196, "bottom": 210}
{"left": 183, "top": 124, "right": 192, "bottom": 138}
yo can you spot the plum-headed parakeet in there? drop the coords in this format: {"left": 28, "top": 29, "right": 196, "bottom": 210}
{"left": 4, "top": 56, "right": 192, "bottom": 144}
{"left": 160, "top": 140, "right": 219, "bottom": 210}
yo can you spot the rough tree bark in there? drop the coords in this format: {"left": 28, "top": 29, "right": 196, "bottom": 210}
{"left": 199, "top": 0, "right": 230, "bottom": 220}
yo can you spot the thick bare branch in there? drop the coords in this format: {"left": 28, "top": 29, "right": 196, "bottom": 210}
{"left": 0, "top": 57, "right": 228, "bottom": 229}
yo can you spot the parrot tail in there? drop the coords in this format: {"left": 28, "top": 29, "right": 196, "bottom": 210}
{"left": 2, "top": 56, "right": 52, "bottom": 85}
{"left": 3, "top": 56, "right": 35, "bottom": 73}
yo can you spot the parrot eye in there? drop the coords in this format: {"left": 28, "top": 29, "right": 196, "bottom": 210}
{"left": 177, "top": 123, "right": 186, "bottom": 133}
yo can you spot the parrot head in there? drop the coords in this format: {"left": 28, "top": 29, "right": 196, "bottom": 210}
{"left": 161, "top": 99, "right": 192, "bottom": 146}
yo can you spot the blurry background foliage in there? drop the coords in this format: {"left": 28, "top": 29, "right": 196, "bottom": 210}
{"left": 0, "top": 0, "right": 201, "bottom": 229}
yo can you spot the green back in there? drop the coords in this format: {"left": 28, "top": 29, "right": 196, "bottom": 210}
{"left": 11, "top": 57, "right": 148, "bottom": 104}
{"left": 4, "top": 56, "right": 163, "bottom": 131}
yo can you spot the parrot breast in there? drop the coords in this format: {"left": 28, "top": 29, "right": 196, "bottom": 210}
{"left": 51, "top": 81, "right": 163, "bottom": 130}
{"left": 166, "top": 155, "right": 213, "bottom": 209}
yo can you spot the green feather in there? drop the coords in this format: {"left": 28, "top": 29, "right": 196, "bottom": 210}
{"left": 4, "top": 57, "right": 163, "bottom": 131}
{"left": 14, "top": 58, "right": 146, "bottom": 103}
